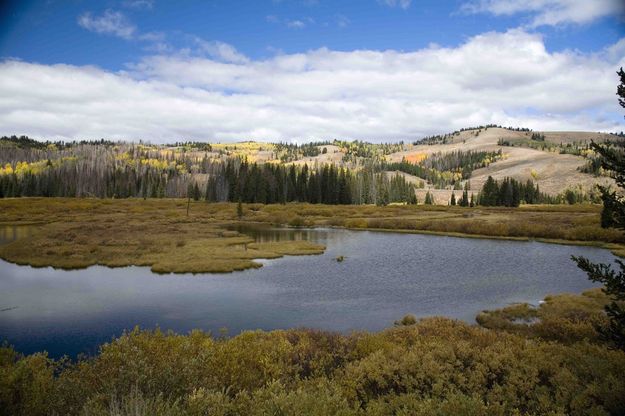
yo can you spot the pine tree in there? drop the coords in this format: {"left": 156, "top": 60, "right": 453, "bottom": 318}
{"left": 192, "top": 182, "right": 201, "bottom": 201}
{"left": 237, "top": 199, "right": 243, "bottom": 219}
{"left": 573, "top": 67, "right": 625, "bottom": 349}
{"left": 424, "top": 191, "right": 434, "bottom": 205}
{"left": 480, "top": 176, "right": 498, "bottom": 206}
{"left": 450, "top": 193, "right": 456, "bottom": 206}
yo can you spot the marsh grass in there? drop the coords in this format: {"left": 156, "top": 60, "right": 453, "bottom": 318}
{"left": 476, "top": 288, "right": 610, "bottom": 344}
{"left": 0, "top": 198, "right": 623, "bottom": 273}
{"left": 0, "top": 199, "right": 329, "bottom": 273}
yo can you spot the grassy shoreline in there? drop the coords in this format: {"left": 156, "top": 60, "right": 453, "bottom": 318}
{"left": 2, "top": 289, "right": 625, "bottom": 416}
{"left": 337, "top": 226, "right": 625, "bottom": 257}
{"left": 0, "top": 198, "right": 624, "bottom": 272}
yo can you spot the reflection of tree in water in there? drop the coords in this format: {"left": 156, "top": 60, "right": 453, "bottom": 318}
{"left": 0, "top": 225, "right": 33, "bottom": 245}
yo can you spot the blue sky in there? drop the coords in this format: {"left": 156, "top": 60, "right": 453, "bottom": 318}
{"left": 0, "top": 0, "right": 624, "bottom": 141}
{"left": 1, "top": 0, "right": 623, "bottom": 68}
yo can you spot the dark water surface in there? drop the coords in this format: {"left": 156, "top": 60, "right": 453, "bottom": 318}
{"left": 0, "top": 225, "right": 616, "bottom": 358}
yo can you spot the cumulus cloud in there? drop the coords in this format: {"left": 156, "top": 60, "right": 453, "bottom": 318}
{"left": 77, "top": 10, "right": 136, "bottom": 39}
{"left": 379, "top": 0, "right": 412, "bottom": 10}
{"left": 0, "top": 30, "right": 623, "bottom": 142}
{"left": 461, "top": 0, "right": 625, "bottom": 27}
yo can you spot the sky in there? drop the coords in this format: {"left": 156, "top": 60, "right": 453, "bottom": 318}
{"left": 0, "top": 0, "right": 624, "bottom": 143}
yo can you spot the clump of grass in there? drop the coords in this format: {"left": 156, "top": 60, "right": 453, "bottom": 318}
{"left": 288, "top": 215, "right": 306, "bottom": 227}
{"left": 477, "top": 288, "right": 609, "bottom": 344}
{"left": 394, "top": 314, "right": 417, "bottom": 326}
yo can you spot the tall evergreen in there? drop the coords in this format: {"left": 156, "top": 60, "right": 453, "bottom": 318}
{"left": 573, "top": 67, "right": 625, "bottom": 349}
{"left": 424, "top": 191, "right": 434, "bottom": 205}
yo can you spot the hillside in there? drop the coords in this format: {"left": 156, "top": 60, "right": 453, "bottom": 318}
{"left": 0, "top": 128, "right": 621, "bottom": 204}
{"left": 281, "top": 127, "right": 619, "bottom": 201}
{"left": 384, "top": 127, "right": 616, "bottom": 198}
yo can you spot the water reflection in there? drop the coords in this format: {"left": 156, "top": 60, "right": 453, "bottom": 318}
{"left": 0, "top": 225, "right": 34, "bottom": 245}
{"left": 0, "top": 227, "right": 616, "bottom": 359}
{"left": 227, "top": 223, "right": 335, "bottom": 244}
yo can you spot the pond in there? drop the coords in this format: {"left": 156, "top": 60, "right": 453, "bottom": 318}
{"left": 0, "top": 225, "right": 616, "bottom": 358}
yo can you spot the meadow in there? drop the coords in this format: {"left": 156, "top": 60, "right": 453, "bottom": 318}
{"left": 0, "top": 198, "right": 624, "bottom": 273}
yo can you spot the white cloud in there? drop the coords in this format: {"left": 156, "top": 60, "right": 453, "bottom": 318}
{"left": 77, "top": 10, "right": 136, "bottom": 39}
{"left": 122, "top": 0, "right": 154, "bottom": 10}
{"left": 286, "top": 19, "right": 307, "bottom": 28}
{"left": 379, "top": 0, "right": 412, "bottom": 10}
{"left": 335, "top": 14, "right": 350, "bottom": 28}
{"left": 0, "top": 29, "right": 623, "bottom": 142}
{"left": 268, "top": 15, "right": 315, "bottom": 29}
{"left": 194, "top": 39, "right": 250, "bottom": 64}
{"left": 461, "top": 0, "right": 625, "bottom": 27}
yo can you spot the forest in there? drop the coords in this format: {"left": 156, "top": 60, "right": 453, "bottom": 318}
{"left": 0, "top": 135, "right": 583, "bottom": 206}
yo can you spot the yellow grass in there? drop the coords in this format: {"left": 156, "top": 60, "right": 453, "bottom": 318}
{"left": 0, "top": 198, "right": 623, "bottom": 273}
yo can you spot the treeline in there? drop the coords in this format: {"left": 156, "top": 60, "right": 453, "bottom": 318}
{"left": 206, "top": 160, "right": 418, "bottom": 205}
{"left": 0, "top": 142, "right": 418, "bottom": 205}
{"left": 0, "top": 144, "right": 219, "bottom": 198}
{"left": 274, "top": 141, "right": 331, "bottom": 162}
{"left": 415, "top": 125, "right": 533, "bottom": 145}
{"left": 335, "top": 140, "right": 404, "bottom": 160}
{"left": 168, "top": 141, "right": 213, "bottom": 151}
{"left": 478, "top": 176, "right": 551, "bottom": 207}
{"left": 0, "top": 135, "right": 121, "bottom": 150}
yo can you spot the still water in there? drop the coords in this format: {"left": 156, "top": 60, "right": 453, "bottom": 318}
{"left": 0, "top": 225, "right": 616, "bottom": 358}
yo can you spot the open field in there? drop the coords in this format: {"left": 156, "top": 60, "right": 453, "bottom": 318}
{"left": 1, "top": 198, "right": 624, "bottom": 273}
{"left": 2, "top": 288, "right": 624, "bottom": 416}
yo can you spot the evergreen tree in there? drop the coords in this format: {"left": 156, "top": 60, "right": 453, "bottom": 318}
{"left": 459, "top": 182, "right": 470, "bottom": 207}
{"left": 424, "top": 191, "right": 434, "bottom": 205}
{"left": 573, "top": 67, "right": 625, "bottom": 349}
{"left": 237, "top": 199, "right": 243, "bottom": 219}
{"left": 377, "top": 187, "right": 390, "bottom": 206}
{"left": 450, "top": 192, "right": 456, "bottom": 206}
{"left": 480, "top": 176, "right": 498, "bottom": 206}
{"left": 192, "top": 182, "right": 201, "bottom": 201}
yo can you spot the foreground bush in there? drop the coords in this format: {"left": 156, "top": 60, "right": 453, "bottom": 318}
{"left": 2, "top": 309, "right": 625, "bottom": 416}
